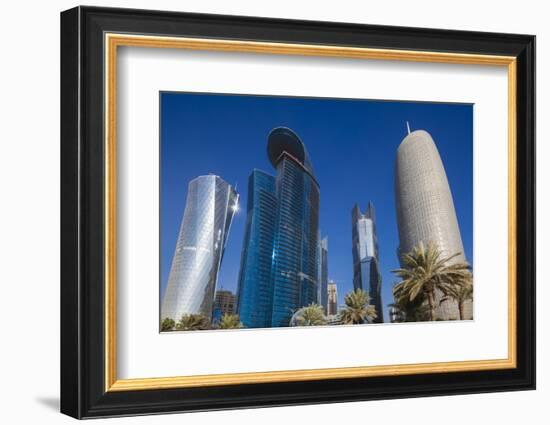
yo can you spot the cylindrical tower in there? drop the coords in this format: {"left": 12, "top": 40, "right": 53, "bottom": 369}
{"left": 395, "top": 129, "right": 468, "bottom": 320}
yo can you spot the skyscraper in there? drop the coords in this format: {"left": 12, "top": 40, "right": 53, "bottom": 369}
{"left": 161, "top": 175, "right": 239, "bottom": 323}
{"left": 236, "top": 170, "right": 277, "bottom": 328}
{"left": 351, "top": 202, "right": 384, "bottom": 323}
{"left": 394, "top": 128, "right": 470, "bottom": 320}
{"left": 212, "top": 290, "right": 236, "bottom": 322}
{"left": 237, "top": 127, "right": 321, "bottom": 328}
{"left": 318, "top": 237, "right": 329, "bottom": 314}
{"left": 268, "top": 127, "right": 321, "bottom": 327}
{"left": 327, "top": 281, "right": 338, "bottom": 316}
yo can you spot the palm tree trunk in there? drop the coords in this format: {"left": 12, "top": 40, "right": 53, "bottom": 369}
{"left": 427, "top": 292, "right": 436, "bottom": 321}
{"left": 458, "top": 301, "right": 465, "bottom": 320}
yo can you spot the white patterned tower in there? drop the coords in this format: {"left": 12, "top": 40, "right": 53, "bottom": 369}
{"left": 161, "top": 175, "right": 239, "bottom": 324}
{"left": 394, "top": 129, "right": 470, "bottom": 320}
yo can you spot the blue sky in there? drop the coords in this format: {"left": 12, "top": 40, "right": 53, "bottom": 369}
{"left": 160, "top": 92, "right": 473, "bottom": 323}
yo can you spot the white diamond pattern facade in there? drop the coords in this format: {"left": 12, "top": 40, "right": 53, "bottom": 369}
{"left": 161, "top": 175, "right": 238, "bottom": 323}
{"left": 395, "top": 130, "right": 470, "bottom": 320}
{"left": 352, "top": 203, "right": 384, "bottom": 323}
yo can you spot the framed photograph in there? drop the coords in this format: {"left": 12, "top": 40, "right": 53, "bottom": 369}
{"left": 60, "top": 6, "right": 535, "bottom": 419}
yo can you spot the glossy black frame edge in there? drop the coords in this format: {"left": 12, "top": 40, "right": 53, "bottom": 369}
{"left": 60, "top": 5, "right": 536, "bottom": 419}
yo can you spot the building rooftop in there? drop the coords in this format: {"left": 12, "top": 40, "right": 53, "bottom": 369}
{"left": 266, "top": 127, "right": 315, "bottom": 176}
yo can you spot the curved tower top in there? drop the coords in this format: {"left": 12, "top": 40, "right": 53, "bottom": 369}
{"left": 267, "top": 127, "right": 315, "bottom": 176}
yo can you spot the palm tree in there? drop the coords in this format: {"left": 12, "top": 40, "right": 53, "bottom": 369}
{"left": 446, "top": 273, "right": 473, "bottom": 320}
{"left": 392, "top": 241, "right": 471, "bottom": 321}
{"left": 388, "top": 299, "right": 431, "bottom": 322}
{"left": 160, "top": 317, "right": 175, "bottom": 332}
{"left": 176, "top": 313, "right": 210, "bottom": 331}
{"left": 339, "top": 289, "right": 377, "bottom": 325}
{"left": 218, "top": 314, "right": 243, "bottom": 329}
{"left": 289, "top": 304, "right": 327, "bottom": 326}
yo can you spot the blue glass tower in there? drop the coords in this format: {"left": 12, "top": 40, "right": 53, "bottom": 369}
{"left": 268, "top": 128, "right": 321, "bottom": 327}
{"left": 236, "top": 170, "right": 277, "bottom": 328}
{"left": 236, "top": 127, "right": 321, "bottom": 328}
{"left": 351, "top": 202, "right": 384, "bottom": 323}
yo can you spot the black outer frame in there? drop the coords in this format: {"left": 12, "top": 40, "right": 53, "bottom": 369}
{"left": 60, "top": 5, "right": 535, "bottom": 419}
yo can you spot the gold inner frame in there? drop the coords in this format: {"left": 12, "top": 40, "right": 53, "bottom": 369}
{"left": 104, "top": 33, "right": 517, "bottom": 392}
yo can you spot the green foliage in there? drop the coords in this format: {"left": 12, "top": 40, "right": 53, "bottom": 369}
{"left": 290, "top": 304, "right": 327, "bottom": 326}
{"left": 176, "top": 313, "right": 210, "bottom": 331}
{"left": 388, "top": 299, "right": 431, "bottom": 323}
{"left": 339, "top": 289, "right": 377, "bottom": 325}
{"left": 218, "top": 314, "right": 243, "bottom": 329}
{"left": 392, "top": 241, "right": 471, "bottom": 321}
{"left": 444, "top": 272, "right": 474, "bottom": 320}
{"left": 160, "top": 317, "right": 175, "bottom": 332}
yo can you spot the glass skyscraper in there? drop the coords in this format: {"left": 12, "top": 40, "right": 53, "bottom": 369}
{"left": 395, "top": 128, "right": 470, "bottom": 320}
{"left": 161, "top": 175, "right": 239, "bottom": 324}
{"left": 351, "top": 202, "right": 384, "bottom": 323}
{"left": 236, "top": 170, "right": 277, "bottom": 328}
{"left": 237, "top": 127, "right": 321, "bottom": 328}
{"left": 269, "top": 127, "right": 321, "bottom": 327}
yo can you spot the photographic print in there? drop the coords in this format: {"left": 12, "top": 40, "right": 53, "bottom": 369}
{"left": 159, "top": 92, "right": 473, "bottom": 332}
{"left": 61, "top": 9, "right": 535, "bottom": 417}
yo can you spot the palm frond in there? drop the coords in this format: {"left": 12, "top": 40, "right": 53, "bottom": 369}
{"left": 290, "top": 304, "right": 327, "bottom": 326}
{"left": 391, "top": 242, "right": 473, "bottom": 321}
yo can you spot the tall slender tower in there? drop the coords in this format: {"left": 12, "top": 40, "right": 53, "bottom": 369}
{"left": 161, "top": 175, "right": 239, "bottom": 324}
{"left": 318, "top": 237, "right": 329, "bottom": 313}
{"left": 268, "top": 127, "right": 321, "bottom": 327}
{"left": 394, "top": 128, "right": 469, "bottom": 320}
{"left": 327, "top": 281, "right": 338, "bottom": 316}
{"left": 236, "top": 170, "right": 278, "bottom": 328}
{"left": 352, "top": 202, "right": 384, "bottom": 323}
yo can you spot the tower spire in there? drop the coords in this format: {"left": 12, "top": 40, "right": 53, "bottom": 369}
{"left": 406, "top": 121, "right": 411, "bottom": 135}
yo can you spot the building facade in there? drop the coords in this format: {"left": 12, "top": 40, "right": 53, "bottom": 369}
{"left": 327, "top": 281, "right": 338, "bottom": 316}
{"left": 212, "top": 290, "right": 237, "bottom": 322}
{"left": 318, "top": 237, "right": 329, "bottom": 313}
{"left": 351, "top": 202, "right": 384, "bottom": 323}
{"left": 161, "top": 175, "right": 239, "bottom": 323}
{"left": 236, "top": 170, "right": 278, "bottom": 328}
{"left": 388, "top": 305, "right": 403, "bottom": 323}
{"left": 237, "top": 127, "right": 321, "bottom": 328}
{"left": 268, "top": 127, "right": 321, "bottom": 327}
{"left": 394, "top": 129, "right": 471, "bottom": 320}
